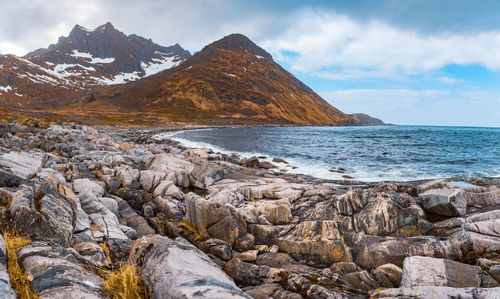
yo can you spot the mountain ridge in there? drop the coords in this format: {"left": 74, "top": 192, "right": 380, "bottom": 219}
{"left": 0, "top": 23, "right": 383, "bottom": 126}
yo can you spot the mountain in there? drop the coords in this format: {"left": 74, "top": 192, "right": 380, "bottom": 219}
{"left": 0, "top": 24, "right": 382, "bottom": 126}
{"left": 78, "top": 34, "right": 364, "bottom": 125}
{"left": 0, "top": 22, "right": 190, "bottom": 106}
{"left": 351, "top": 113, "right": 384, "bottom": 125}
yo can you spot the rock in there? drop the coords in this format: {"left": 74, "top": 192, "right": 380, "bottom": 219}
{"left": 106, "top": 238, "right": 133, "bottom": 266}
{"left": 0, "top": 235, "right": 16, "bottom": 299}
{"left": 115, "top": 165, "right": 140, "bottom": 187}
{"left": 371, "top": 286, "right": 500, "bottom": 299}
{"left": 114, "top": 196, "right": 155, "bottom": 237}
{"left": 259, "top": 162, "right": 277, "bottom": 169}
{"left": 343, "top": 270, "right": 380, "bottom": 291}
{"left": 420, "top": 188, "right": 467, "bottom": 217}
{"left": 152, "top": 180, "right": 184, "bottom": 200}
{"left": 238, "top": 250, "right": 259, "bottom": 262}
{"left": 265, "top": 204, "right": 292, "bottom": 225}
{"left": 330, "top": 262, "right": 361, "bottom": 275}
{"left": 0, "top": 151, "right": 43, "bottom": 187}
{"left": 73, "top": 242, "right": 109, "bottom": 267}
{"left": 189, "top": 161, "right": 226, "bottom": 189}
{"left": 139, "top": 170, "right": 165, "bottom": 193}
{"left": 119, "top": 142, "right": 132, "bottom": 151}
{"left": 275, "top": 220, "right": 352, "bottom": 264}
{"left": 18, "top": 241, "right": 107, "bottom": 298}
{"left": 256, "top": 252, "right": 295, "bottom": 268}
{"left": 373, "top": 263, "right": 403, "bottom": 288}
{"left": 130, "top": 235, "right": 250, "bottom": 298}
{"left": 245, "top": 283, "right": 299, "bottom": 299}
{"left": 120, "top": 225, "right": 139, "bottom": 240}
{"left": 73, "top": 178, "right": 104, "bottom": 200}
{"left": 400, "top": 256, "right": 499, "bottom": 288}
{"left": 353, "top": 196, "right": 428, "bottom": 236}
{"left": 353, "top": 234, "right": 463, "bottom": 269}
{"left": 10, "top": 177, "right": 78, "bottom": 247}
{"left": 272, "top": 158, "right": 288, "bottom": 164}
{"left": 268, "top": 245, "right": 279, "bottom": 253}
{"left": 185, "top": 192, "right": 247, "bottom": 246}
{"left": 224, "top": 257, "right": 271, "bottom": 286}
{"left": 245, "top": 156, "right": 260, "bottom": 168}
{"left": 149, "top": 153, "right": 194, "bottom": 187}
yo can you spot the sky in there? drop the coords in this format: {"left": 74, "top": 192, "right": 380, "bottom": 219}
{"left": 1, "top": 0, "right": 500, "bottom": 126}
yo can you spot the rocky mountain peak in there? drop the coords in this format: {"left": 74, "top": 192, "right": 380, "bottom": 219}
{"left": 204, "top": 33, "right": 273, "bottom": 60}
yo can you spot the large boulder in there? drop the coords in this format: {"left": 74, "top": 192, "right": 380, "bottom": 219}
{"left": 0, "top": 151, "right": 43, "bottom": 187}
{"left": 10, "top": 176, "right": 78, "bottom": 247}
{"left": 189, "top": 161, "right": 227, "bottom": 189}
{"left": 275, "top": 220, "right": 352, "bottom": 264}
{"left": 353, "top": 196, "right": 428, "bottom": 236}
{"left": 129, "top": 235, "right": 250, "bottom": 298}
{"left": 18, "top": 242, "right": 107, "bottom": 298}
{"left": 353, "top": 234, "right": 463, "bottom": 269}
{"left": 419, "top": 188, "right": 467, "bottom": 217}
{"left": 401, "top": 256, "right": 498, "bottom": 288}
{"left": 148, "top": 153, "right": 194, "bottom": 187}
{"left": 0, "top": 235, "right": 16, "bottom": 299}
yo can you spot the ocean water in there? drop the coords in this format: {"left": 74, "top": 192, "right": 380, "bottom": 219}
{"left": 156, "top": 125, "right": 500, "bottom": 182}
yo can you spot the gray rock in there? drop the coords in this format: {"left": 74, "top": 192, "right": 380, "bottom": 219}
{"left": 0, "top": 151, "right": 43, "bottom": 187}
{"left": 420, "top": 188, "right": 467, "bottom": 217}
{"left": 113, "top": 196, "right": 155, "bottom": 237}
{"left": 130, "top": 235, "right": 250, "bottom": 298}
{"left": 401, "top": 256, "right": 499, "bottom": 288}
{"left": 353, "top": 234, "right": 463, "bottom": 269}
{"left": 343, "top": 270, "right": 379, "bottom": 291}
{"left": 373, "top": 263, "right": 403, "bottom": 288}
{"left": 18, "top": 241, "right": 107, "bottom": 298}
{"left": 10, "top": 177, "right": 78, "bottom": 247}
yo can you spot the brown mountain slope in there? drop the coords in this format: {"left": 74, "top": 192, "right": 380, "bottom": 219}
{"left": 81, "top": 34, "right": 362, "bottom": 125}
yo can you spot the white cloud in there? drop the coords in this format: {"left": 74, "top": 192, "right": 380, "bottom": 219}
{"left": 262, "top": 10, "right": 500, "bottom": 79}
{"left": 437, "top": 76, "right": 466, "bottom": 85}
{"left": 322, "top": 89, "right": 500, "bottom": 126}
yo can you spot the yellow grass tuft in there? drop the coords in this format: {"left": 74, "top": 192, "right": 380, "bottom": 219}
{"left": 3, "top": 230, "right": 39, "bottom": 299}
{"left": 102, "top": 264, "right": 150, "bottom": 299}
{"left": 99, "top": 243, "right": 113, "bottom": 266}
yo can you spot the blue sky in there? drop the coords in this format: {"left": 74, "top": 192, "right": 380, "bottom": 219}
{"left": 1, "top": 0, "right": 499, "bottom": 126}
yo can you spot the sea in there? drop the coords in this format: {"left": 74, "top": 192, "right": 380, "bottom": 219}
{"left": 154, "top": 125, "right": 500, "bottom": 182}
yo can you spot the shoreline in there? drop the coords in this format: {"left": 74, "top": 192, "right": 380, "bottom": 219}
{"left": 151, "top": 126, "right": 500, "bottom": 186}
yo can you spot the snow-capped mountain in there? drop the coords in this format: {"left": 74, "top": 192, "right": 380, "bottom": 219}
{"left": 0, "top": 22, "right": 190, "bottom": 99}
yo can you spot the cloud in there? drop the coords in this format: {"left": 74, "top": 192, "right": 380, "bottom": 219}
{"left": 437, "top": 76, "right": 466, "bottom": 85}
{"left": 262, "top": 10, "right": 500, "bottom": 79}
{"left": 322, "top": 89, "right": 500, "bottom": 126}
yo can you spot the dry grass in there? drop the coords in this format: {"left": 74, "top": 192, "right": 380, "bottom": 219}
{"left": 99, "top": 242, "right": 113, "bottom": 266}
{"left": 102, "top": 264, "right": 150, "bottom": 299}
{"left": 2, "top": 230, "right": 38, "bottom": 299}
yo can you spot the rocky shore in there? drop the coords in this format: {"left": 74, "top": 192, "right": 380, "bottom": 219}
{"left": 0, "top": 119, "right": 499, "bottom": 298}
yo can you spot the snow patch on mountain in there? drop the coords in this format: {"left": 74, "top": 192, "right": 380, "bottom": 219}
{"left": 71, "top": 50, "right": 115, "bottom": 64}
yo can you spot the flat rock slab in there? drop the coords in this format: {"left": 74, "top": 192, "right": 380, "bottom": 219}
{"left": 130, "top": 235, "right": 251, "bottom": 299}
{"left": 0, "top": 151, "right": 43, "bottom": 187}
{"left": 401, "top": 256, "right": 498, "bottom": 288}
